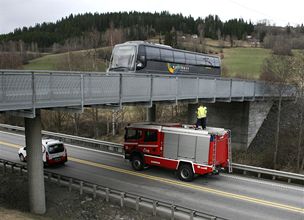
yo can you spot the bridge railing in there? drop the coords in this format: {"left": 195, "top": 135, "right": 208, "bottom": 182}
{"left": 0, "top": 70, "right": 296, "bottom": 112}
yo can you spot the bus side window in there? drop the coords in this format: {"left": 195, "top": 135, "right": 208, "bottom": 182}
{"left": 160, "top": 49, "right": 173, "bottom": 62}
{"left": 173, "top": 51, "right": 185, "bottom": 64}
{"left": 196, "top": 55, "right": 211, "bottom": 66}
{"left": 146, "top": 46, "right": 160, "bottom": 61}
{"left": 185, "top": 53, "right": 197, "bottom": 65}
{"left": 214, "top": 58, "right": 220, "bottom": 67}
{"left": 196, "top": 55, "right": 205, "bottom": 65}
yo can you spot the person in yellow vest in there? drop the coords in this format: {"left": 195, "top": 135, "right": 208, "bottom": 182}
{"left": 196, "top": 105, "right": 207, "bottom": 129}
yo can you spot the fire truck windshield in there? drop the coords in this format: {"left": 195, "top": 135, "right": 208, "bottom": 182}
{"left": 109, "top": 45, "right": 136, "bottom": 71}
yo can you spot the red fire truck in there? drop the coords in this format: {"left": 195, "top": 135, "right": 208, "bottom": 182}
{"left": 124, "top": 123, "right": 232, "bottom": 181}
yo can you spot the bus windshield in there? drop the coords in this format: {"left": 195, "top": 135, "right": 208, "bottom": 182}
{"left": 109, "top": 45, "right": 136, "bottom": 71}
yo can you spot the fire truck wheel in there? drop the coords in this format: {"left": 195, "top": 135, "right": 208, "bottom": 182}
{"left": 131, "top": 155, "right": 144, "bottom": 171}
{"left": 178, "top": 164, "right": 194, "bottom": 182}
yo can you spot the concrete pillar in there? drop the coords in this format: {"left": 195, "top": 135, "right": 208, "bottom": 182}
{"left": 205, "top": 102, "right": 249, "bottom": 149}
{"left": 24, "top": 110, "right": 46, "bottom": 214}
{"left": 203, "top": 101, "right": 273, "bottom": 149}
{"left": 187, "top": 103, "right": 197, "bottom": 124}
{"left": 146, "top": 104, "right": 156, "bottom": 122}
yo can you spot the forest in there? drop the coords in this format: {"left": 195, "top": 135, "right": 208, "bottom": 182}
{"left": 0, "top": 11, "right": 254, "bottom": 49}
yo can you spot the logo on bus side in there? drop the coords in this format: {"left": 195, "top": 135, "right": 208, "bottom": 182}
{"left": 167, "top": 63, "right": 189, "bottom": 74}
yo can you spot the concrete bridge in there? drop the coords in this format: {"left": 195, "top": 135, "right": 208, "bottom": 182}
{"left": 0, "top": 69, "right": 296, "bottom": 214}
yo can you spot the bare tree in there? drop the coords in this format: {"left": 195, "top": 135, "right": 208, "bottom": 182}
{"left": 104, "top": 22, "right": 125, "bottom": 47}
{"left": 196, "top": 23, "right": 206, "bottom": 53}
{"left": 85, "top": 29, "right": 101, "bottom": 71}
{"left": 261, "top": 54, "right": 295, "bottom": 169}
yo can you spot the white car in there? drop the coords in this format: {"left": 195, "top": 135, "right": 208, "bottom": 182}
{"left": 18, "top": 139, "right": 67, "bottom": 166}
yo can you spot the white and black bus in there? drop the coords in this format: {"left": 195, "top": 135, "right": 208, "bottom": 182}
{"left": 107, "top": 41, "right": 221, "bottom": 76}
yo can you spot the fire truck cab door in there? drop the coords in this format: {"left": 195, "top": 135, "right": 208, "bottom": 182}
{"left": 124, "top": 128, "right": 142, "bottom": 148}
{"left": 138, "top": 129, "right": 160, "bottom": 156}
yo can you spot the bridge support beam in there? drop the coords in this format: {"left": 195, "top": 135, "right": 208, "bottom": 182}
{"left": 188, "top": 101, "right": 273, "bottom": 149}
{"left": 24, "top": 110, "right": 46, "bottom": 214}
{"left": 146, "top": 104, "right": 156, "bottom": 122}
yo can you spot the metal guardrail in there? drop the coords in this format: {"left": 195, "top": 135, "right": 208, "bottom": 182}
{"left": 0, "top": 158, "right": 227, "bottom": 220}
{"left": 1, "top": 123, "right": 303, "bottom": 185}
{"left": 0, "top": 123, "right": 124, "bottom": 154}
{"left": 0, "top": 70, "right": 296, "bottom": 115}
{"left": 232, "top": 163, "right": 304, "bottom": 184}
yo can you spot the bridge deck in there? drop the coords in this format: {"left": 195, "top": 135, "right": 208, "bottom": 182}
{"left": 0, "top": 70, "right": 296, "bottom": 116}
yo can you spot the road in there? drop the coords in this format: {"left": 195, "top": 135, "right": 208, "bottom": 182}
{"left": 0, "top": 130, "right": 303, "bottom": 220}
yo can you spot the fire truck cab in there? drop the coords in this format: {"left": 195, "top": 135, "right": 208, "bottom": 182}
{"left": 124, "top": 123, "right": 232, "bottom": 181}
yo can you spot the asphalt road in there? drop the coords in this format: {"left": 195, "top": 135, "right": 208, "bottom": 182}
{"left": 0, "top": 130, "right": 303, "bottom": 220}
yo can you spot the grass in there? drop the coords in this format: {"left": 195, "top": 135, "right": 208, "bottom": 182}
{"left": 222, "top": 47, "right": 271, "bottom": 79}
{"left": 23, "top": 47, "right": 111, "bottom": 71}
{"left": 24, "top": 53, "right": 65, "bottom": 70}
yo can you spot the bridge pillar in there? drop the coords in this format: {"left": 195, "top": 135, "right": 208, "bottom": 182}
{"left": 187, "top": 101, "right": 273, "bottom": 149}
{"left": 205, "top": 101, "right": 273, "bottom": 149}
{"left": 24, "top": 110, "right": 46, "bottom": 214}
{"left": 146, "top": 104, "right": 156, "bottom": 122}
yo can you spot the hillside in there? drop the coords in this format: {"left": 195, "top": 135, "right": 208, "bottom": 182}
{"left": 0, "top": 12, "right": 254, "bottom": 50}
{"left": 24, "top": 47, "right": 111, "bottom": 72}
{"left": 23, "top": 43, "right": 269, "bottom": 78}
{"left": 222, "top": 47, "right": 271, "bottom": 79}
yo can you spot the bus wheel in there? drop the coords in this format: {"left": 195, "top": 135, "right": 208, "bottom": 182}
{"left": 131, "top": 155, "right": 144, "bottom": 171}
{"left": 178, "top": 164, "right": 194, "bottom": 182}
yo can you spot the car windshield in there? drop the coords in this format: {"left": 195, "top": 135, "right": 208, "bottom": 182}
{"left": 109, "top": 45, "right": 136, "bottom": 71}
{"left": 48, "top": 143, "right": 64, "bottom": 154}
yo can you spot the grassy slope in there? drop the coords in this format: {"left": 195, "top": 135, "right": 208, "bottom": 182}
{"left": 222, "top": 47, "right": 271, "bottom": 79}
{"left": 23, "top": 47, "right": 111, "bottom": 71}
{"left": 24, "top": 53, "right": 65, "bottom": 70}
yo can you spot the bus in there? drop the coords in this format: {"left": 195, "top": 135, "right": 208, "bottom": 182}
{"left": 107, "top": 41, "right": 221, "bottom": 76}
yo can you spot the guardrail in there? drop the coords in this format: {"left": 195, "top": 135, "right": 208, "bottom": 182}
{"left": 1, "top": 123, "right": 303, "bottom": 185}
{"left": 0, "top": 70, "right": 296, "bottom": 115}
{"left": 232, "top": 163, "right": 304, "bottom": 184}
{"left": 0, "top": 158, "right": 226, "bottom": 220}
{"left": 0, "top": 123, "right": 123, "bottom": 154}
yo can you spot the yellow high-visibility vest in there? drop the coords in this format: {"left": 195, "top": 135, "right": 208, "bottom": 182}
{"left": 197, "top": 106, "right": 207, "bottom": 119}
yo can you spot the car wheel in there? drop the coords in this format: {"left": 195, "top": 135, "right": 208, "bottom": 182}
{"left": 178, "top": 164, "right": 194, "bottom": 182}
{"left": 19, "top": 154, "right": 25, "bottom": 162}
{"left": 131, "top": 155, "right": 144, "bottom": 171}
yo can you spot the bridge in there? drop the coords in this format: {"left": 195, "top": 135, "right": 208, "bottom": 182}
{"left": 0, "top": 70, "right": 295, "bottom": 114}
{"left": 0, "top": 70, "right": 296, "bottom": 149}
{"left": 0, "top": 69, "right": 297, "bottom": 215}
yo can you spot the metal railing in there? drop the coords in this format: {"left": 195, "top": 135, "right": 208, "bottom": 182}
{"left": 0, "top": 70, "right": 296, "bottom": 114}
{"left": 0, "top": 123, "right": 124, "bottom": 153}
{"left": 0, "top": 158, "right": 226, "bottom": 220}
{"left": 1, "top": 123, "right": 303, "bottom": 185}
{"left": 232, "top": 163, "right": 304, "bottom": 184}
